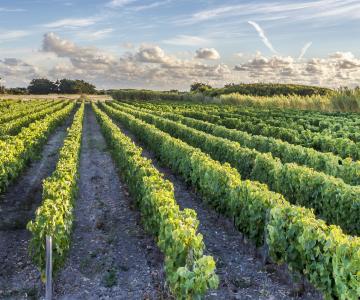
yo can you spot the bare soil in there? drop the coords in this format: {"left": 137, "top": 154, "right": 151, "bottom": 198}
{"left": 114, "top": 120, "right": 323, "bottom": 300}
{"left": 53, "top": 105, "right": 167, "bottom": 299}
{"left": 0, "top": 113, "right": 74, "bottom": 299}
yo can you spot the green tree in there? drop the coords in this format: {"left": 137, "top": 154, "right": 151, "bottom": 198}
{"left": 28, "top": 78, "right": 57, "bottom": 94}
{"left": 58, "top": 79, "right": 77, "bottom": 94}
{"left": 74, "top": 79, "right": 96, "bottom": 94}
{"left": 0, "top": 77, "right": 5, "bottom": 94}
{"left": 190, "top": 82, "right": 212, "bottom": 93}
{"left": 7, "top": 87, "right": 28, "bottom": 95}
{"left": 58, "top": 79, "right": 96, "bottom": 94}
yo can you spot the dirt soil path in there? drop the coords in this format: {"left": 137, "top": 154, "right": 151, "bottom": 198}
{"left": 54, "top": 104, "right": 166, "bottom": 300}
{"left": 114, "top": 119, "right": 322, "bottom": 300}
{"left": 0, "top": 112, "right": 74, "bottom": 300}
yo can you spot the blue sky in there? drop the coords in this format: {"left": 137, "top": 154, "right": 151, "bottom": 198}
{"left": 1, "top": 0, "right": 360, "bottom": 89}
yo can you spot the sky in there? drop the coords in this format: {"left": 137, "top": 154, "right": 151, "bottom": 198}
{"left": 1, "top": 0, "right": 360, "bottom": 90}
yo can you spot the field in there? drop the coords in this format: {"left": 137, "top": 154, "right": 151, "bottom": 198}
{"left": 0, "top": 98, "right": 359, "bottom": 300}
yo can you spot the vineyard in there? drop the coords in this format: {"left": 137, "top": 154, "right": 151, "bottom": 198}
{"left": 0, "top": 98, "right": 359, "bottom": 300}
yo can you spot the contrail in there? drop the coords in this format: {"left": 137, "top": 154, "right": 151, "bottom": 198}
{"left": 298, "top": 42, "right": 312, "bottom": 60}
{"left": 248, "top": 21, "right": 277, "bottom": 54}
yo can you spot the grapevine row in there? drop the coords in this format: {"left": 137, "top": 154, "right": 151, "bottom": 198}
{"left": 0, "top": 100, "right": 60, "bottom": 124}
{"left": 28, "top": 102, "right": 84, "bottom": 279}
{"left": 178, "top": 101, "right": 360, "bottom": 124}
{"left": 133, "top": 101, "right": 360, "bottom": 140}
{"left": 0, "top": 101, "right": 68, "bottom": 137}
{"left": 100, "top": 101, "right": 360, "bottom": 299}
{"left": 92, "top": 103, "right": 218, "bottom": 299}
{"left": 0, "top": 102, "right": 75, "bottom": 193}
{"left": 109, "top": 102, "right": 360, "bottom": 235}
{"left": 0, "top": 99, "right": 21, "bottom": 112}
{"left": 121, "top": 102, "right": 360, "bottom": 186}
{"left": 228, "top": 105, "right": 360, "bottom": 125}
{"left": 176, "top": 110, "right": 360, "bottom": 160}
{"left": 206, "top": 110, "right": 360, "bottom": 143}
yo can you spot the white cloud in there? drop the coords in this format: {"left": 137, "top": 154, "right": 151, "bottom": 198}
{"left": 0, "top": 7, "right": 26, "bottom": 12}
{"left": 195, "top": 48, "right": 220, "bottom": 60}
{"left": 40, "top": 33, "right": 232, "bottom": 89}
{"left": 163, "top": 35, "right": 209, "bottom": 46}
{"left": 43, "top": 32, "right": 77, "bottom": 56}
{"left": 135, "top": 45, "right": 168, "bottom": 63}
{"left": 298, "top": 42, "right": 312, "bottom": 60}
{"left": 0, "top": 30, "right": 31, "bottom": 42}
{"left": 106, "top": 0, "right": 135, "bottom": 8}
{"left": 248, "top": 21, "right": 277, "bottom": 54}
{"left": 3, "top": 32, "right": 360, "bottom": 90}
{"left": 234, "top": 52, "right": 244, "bottom": 58}
{"left": 131, "top": 0, "right": 171, "bottom": 11}
{"left": 76, "top": 28, "right": 114, "bottom": 41}
{"left": 44, "top": 17, "right": 98, "bottom": 28}
{"left": 122, "top": 42, "right": 134, "bottom": 49}
{"left": 234, "top": 54, "right": 295, "bottom": 77}
{"left": 0, "top": 58, "right": 39, "bottom": 87}
{"left": 178, "top": 1, "right": 360, "bottom": 25}
{"left": 234, "top": 51, "right": 360, "bottom": 86}
{"left": 1, "top": 58, "right": 26, "bottom": 66}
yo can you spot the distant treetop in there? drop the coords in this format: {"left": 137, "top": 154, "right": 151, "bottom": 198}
{"left": 204, "top": 82, "right": 333, "bottom": 97}
{"left": 24, "top": 78, "right": 97, "bottom": 95}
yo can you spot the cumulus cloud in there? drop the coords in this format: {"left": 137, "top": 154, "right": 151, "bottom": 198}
{"left": 43, "top": 32, "right": 77, "bottom": 56}
{"left": 43, "top": 32, "right": 120, "bottom": 75}
{"left": 248, "top": 21, "right": 277, "bottom": 54}
{"left": 135, "top": 45, "right": 168, "bottom": 63}
{"left": 1, "top": 58, "right": 26, "bottom": 66}
{"left": 0, "top": 57, "right": 39, "bottom": 87}
{"left": 3, "top": 32, "right": 360, "bottom": 89}
{"left": 234, "top": 51, "right": 360, "bottom": 86}
{"left": 234, "top": 54, "right": 296, "bottom": 80}
{"left": 300, "top": 52, "right": 360, "bottom": 85}
{"left": 329, "top": 52, "right": 360, "bottom": 69}
{"left": 41, "top": 33, "right": 231, "bottom": 89}
{"left": 195, "top": 48, "right": 220, "bottom": 60}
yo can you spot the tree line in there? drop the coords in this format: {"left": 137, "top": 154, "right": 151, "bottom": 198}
{"left": 190, "top": 82, "right": 333, "bottom": 97}
{"left": 205, "top": 83, "right": 333, "bottom": 97}
{"left": 0, "top": 78, "right": 98, "bottom": 95}
{"left": 1, "top": 78, "right": 334, "bottom": 97}
{"left": 111, "top": 82, "right": 334, "bottom": 102}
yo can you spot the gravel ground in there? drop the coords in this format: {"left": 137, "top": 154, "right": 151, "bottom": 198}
{"left": 53, "top": 104, "right": 167, "bottom": 299}
{"left": 0, "top": 112, "right": 73, "bottom": 300}
{"left": 114, "top": 118, "right": 323, "bottom": 300}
